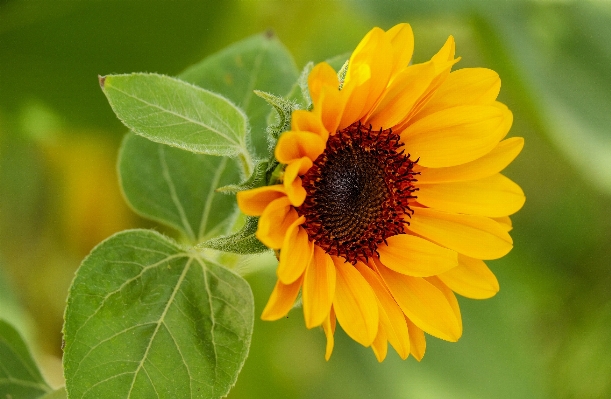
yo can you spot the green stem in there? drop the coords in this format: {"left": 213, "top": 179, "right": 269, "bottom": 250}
{"left": 238, "top": 149, "right": 253, "bottom": 177}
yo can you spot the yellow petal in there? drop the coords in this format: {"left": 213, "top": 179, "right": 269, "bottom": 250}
{"left": 309, "top": 62, "right": 345, "bottom": 134}
{"left": 492, "top": 215, "right": 513, "bottom": 232}
{"left": 415, "top": 137, "right": 524, "bottom": 184}
{"left": 406, "top": 317, "right": 426, "bottom": 361}
{"left": 375, "top": 261, "right": 461, "bottom": 342}
{"left": 322, "top": 308, "right": 336, "bottom": 361}
{"left": 275, "top": 131, "right": 326, "bottom": 164}
{"left": 261, "top": 276, "right": 303, "bottom": 321}
{"left": 309, "top": 62, "right": 339, "bottom": 108}
{"left": 302, "top": 246, "right": 336, "bottom": 328}
{"left": 257, "top": 196, "right": 298, "bottom": 249}
{"left": 356, "top": 262, "right": 410, "bottom": 359}
{"left": 332, "top": 256, "right": 379, "bottom": 346}
{"left": 385, "top": 23, "right": 415, "bottom": 78}
{"left": 283, "top": 157, "right": 312, "bottom": 206}
{"left": 426, "top": 276, "right": 463, "bottom": 335}
{"left": 236, "top": 185, "right": 286, "bottom": 216}
{"left": 432, "top": 35, "right": 456, "bottom": 65}
{"left": 401, "top": 105, "right": 508, "bottom": 168}
{"left": 278, "top": 218, "right": 312, "bottom": 284}
{"left": 438, "top": 254, "right": 499, "bottom": 299}
{"left": 377, "top": 234, "right": 457, "bottom": 277}
{"left": 408, "top": 207, "right": 513, "bottom": 260}
{"left": 366, "top": 61, "right": 437, "bottom": 129}
{"left": 417, "top": 173, "right": 525, "bottom": 217}
{"left": 314, "top": 84, "right": 345, "bottom": 134}
{"left": 371, "top": 321, "right": 388, "bottom": 362}
{"left": 414, "top": 68, "right": 501, "bottom": 120}
{"left": 339, "top": 63, "right": 369, "bottom": 129}
{"left": 341, "top": 27, "right": 393, "bottom": 127}
{"left": 400, "top": 36, "right": 460, "bottom": 124}
{"left": 291, "top": 110, "right": 329, "bottom": 142}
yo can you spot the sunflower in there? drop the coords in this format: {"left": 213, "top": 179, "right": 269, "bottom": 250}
{"left": 237, "top": 23, "right": 524, "bottom": 362}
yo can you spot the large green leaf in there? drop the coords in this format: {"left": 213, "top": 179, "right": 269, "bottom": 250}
{"left": 0, "top": 319, "right": 52, "bottom": 398}
{"left": 63, "top": 230, "right": 254, "bottom": 399}
{"left": 118, "top": 132, "right": 240, "bottom": 243}
{"left": 180, "top": 32, "right": 299, "bottom": 158}
{"left": 100, "top": 73, "right": 250, "bottom": 158}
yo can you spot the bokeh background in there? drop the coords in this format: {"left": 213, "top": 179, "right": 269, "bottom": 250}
{"left": 2, "top": 0, "right": 611, "bottom": 398}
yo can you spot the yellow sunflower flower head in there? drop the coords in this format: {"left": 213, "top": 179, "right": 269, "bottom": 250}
{"left": 237, "top": 23, "right": 524, "bottom": 362}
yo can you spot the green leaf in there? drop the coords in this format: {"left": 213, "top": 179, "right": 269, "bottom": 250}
{"left": 118, "top": 132, "right": 241, "bottom": 243}
{"left": 63, "top": 229, "right": 254, "bottom": 399}
{"left": 198, "top": 217, "right": 269, "bottom": 255}
{"left": 40, "top": 387, "right": 67, "bottom": 399}
{"left": 180, "top": 32, "right": 299, "bottom": 158}
{"left": 100, "top": 73, "right": 249, "bottom": 158}
{"left": 0, "top": 319, "right": 51, "bottom": 398}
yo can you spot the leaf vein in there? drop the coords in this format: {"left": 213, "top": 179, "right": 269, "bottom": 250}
{"left": 158, "top": 144, "right": 196, "bottom": 241}
{"left": 198, "top": 156, "right": 230, "bottom": 240}
{"left": 107, "top": 85, "right": 240, "bottom": 147}
{"left": 126, "top": 256, "right": 194, "bottom": 397}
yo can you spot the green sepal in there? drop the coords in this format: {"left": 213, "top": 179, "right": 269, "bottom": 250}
{"left": 337, "top": 59, "right": 349, "bottom": 90}
{"left": 216, "top": 160, "right": 269, "bottom": 194}
{"left": 297, "top": 62, "right": 314, "bottom": 110}
{"left": 254, "top": 90, "right": 300, "bottom": 144}
{"left": 197, "top": 217, "right": 269, "bottom": 254}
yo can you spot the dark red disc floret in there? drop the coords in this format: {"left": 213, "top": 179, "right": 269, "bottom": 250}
{"left": 296, "top": 121, "right": 419, "bottom": 264}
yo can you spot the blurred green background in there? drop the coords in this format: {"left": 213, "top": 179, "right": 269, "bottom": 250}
{"left": 2, "top": 0, "right": 611, "bottom": 398}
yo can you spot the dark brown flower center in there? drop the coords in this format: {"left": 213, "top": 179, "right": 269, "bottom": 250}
{"left": 297, "top": 122, "right": 419, "bottom": 264}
